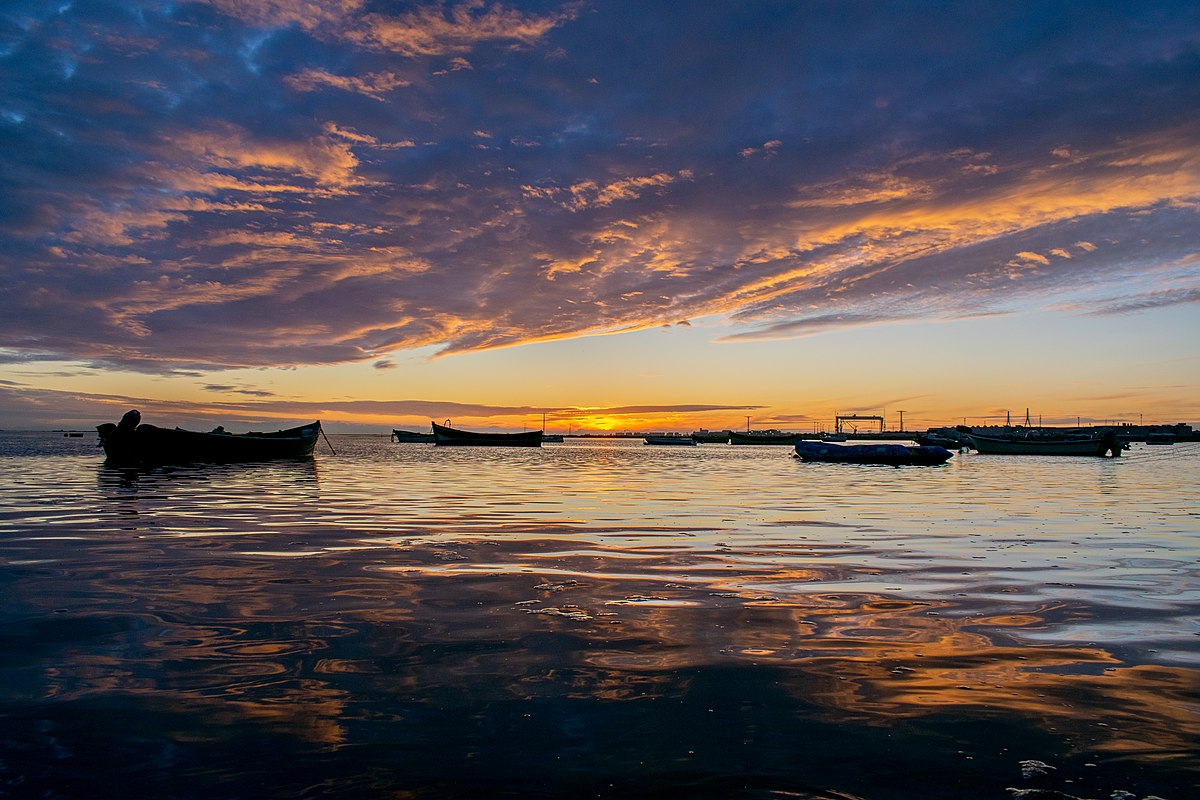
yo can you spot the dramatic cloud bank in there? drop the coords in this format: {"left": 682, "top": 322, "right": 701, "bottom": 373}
{"left": 2, "top": 1, "right": 1198, "bottom": 373}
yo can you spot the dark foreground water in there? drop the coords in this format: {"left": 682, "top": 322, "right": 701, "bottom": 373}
{"left": 1, "top": 432, "right": 1197, "bottom": 800}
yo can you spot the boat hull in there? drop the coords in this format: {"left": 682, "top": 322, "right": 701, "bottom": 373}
{"left": 98, "top": 417, "right": 321, "bottom": 465}
{"left": 795, "top": 441, "right": 953, "bottom": 466}
{"left": 915, "top": 433, "right": 965, "bottom": 448}
{"left": 690, "top": 431, "right": 730, "bottom": 443}
{"left": 431, "top": 421, "right": 542, "bottom": 447}
{"left": 391, "top": 429, "right": 435, "bottom": 443}
{"left": 967, "top": 432, "right": 1120, "bottom": 457}
{"left": 729, "top": 431, "right": 802, "bottom": 445}
{"left": 644, "top": 436, "right": 696, "bottom": 446}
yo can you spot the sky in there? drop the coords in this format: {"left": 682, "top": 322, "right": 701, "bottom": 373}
{"left": 1, "top": 0, "right": 1198, "bottom": 433}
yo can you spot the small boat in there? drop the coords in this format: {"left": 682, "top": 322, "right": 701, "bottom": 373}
{"left": 915, "top": 431, "right": 966, "bottom": 449}
{"left": 541, "top": 434, "right": 565, "bottom": 443}
{"left": 97, "top": 410, "right": 321, "bottom": 465}
{"left": 820, "top": 433, "right": 848, "bottom": 442}
{"left": 391, "top": 429, "right": 435, "bottom": 443}
{"left": 967, "top": 430, "right": 1121, "bottom": 457}
{"left": 644, "top": 436, "right": 697, "bottom": 446}
{"left": 729, "top": 430, "right": 802, "bottom": 445}
{"left": 690, "top": 429, "right": 730, "bottom": 444}
{"left": 795, "top": 440, "right": 953, "bottom": 466}
{"left": 1145, "top": 432, "right": 1175, "bottom": 445}
{"left": 431, "top": 421, "right": 542, "bottom": 447}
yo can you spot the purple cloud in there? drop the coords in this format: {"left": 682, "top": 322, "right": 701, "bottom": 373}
{"left": 0, "top": 2, "right": 1197, "bottom": 373}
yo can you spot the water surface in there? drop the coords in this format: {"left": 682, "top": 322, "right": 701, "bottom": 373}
{"left": 1, "top": 433, "right": 1197, "bottom": 799}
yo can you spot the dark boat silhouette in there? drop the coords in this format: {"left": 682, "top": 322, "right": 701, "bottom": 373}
{"left": 729, "top": 430, "right": 802, "bottom": 445}
{"left": 644, "top": 435, "right": 697, "bottom": 446}
{"left": 391, "top": 429, "right": 435, "bottom": 443}
{"left": 967, "top": 429, "right": 1121, "bottom": 457}
{"left": 97, "top": 410, "right": 321, "bottom": 465}
{"left": 431, "top": 421, "right": 542, "bottom": 447}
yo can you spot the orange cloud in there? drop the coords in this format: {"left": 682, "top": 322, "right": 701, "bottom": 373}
{"left": 172, "top": 124, "right": 363, "bottom": 188}
{"left": 284, "top": 68, "right": 411, "bottom": 100}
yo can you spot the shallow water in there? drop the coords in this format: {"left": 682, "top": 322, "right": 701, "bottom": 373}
{"left": 1, "top": 432, "right": 1197, "bottom": 799}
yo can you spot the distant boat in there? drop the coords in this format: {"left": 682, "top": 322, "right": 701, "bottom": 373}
{"left": 97, "top": 409, "right": 321, "bottom": 465}
{"left": 431, "top": 421, "right": 542, "bottom": 447}
{"left": 915, "top": 430, "right": 966, "bottom": 449}
{"left": 729, "top": 430, "right": 802, "bottom": 445}
{"left": 795, "top": 440, "right": 953, "bottom": 466}
{"left": 644, "top": 436, "right": 697, "bottom": 446}
{"left": 690, "top": 429, "right": 730, "bottom": 443}
{"left": 967, "top": 430, "right": 1121, "bottom": 457}
{"left": 1145, "top": 432, "right": 1175, "bottom": 445}
{"left": 391, "top": 429, "right": 435, "bottom": 443}
{"left": 64, "top": 432, "right": 84, "bottom": 438}
{"left": 820, "top": 433, "right": 848, "bottom": 442}
{"left": 912, "top": 431, "right": 969, "bottom": 450}
{"left": 541, "top": 434, "right": 565, "bottom": 443}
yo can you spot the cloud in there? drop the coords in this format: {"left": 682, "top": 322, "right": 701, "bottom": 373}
{"left": 285, "top": 68, "right": 412, "bottom": 100}
{"left": 203, "top": 1, "right": 577, "bottom": 57}
{"left": 203, "top": 384, "right": 278, "bottom": 397}
{"left": 0, "top": 384, "right": 764, "bottom": 430}
{"left": 1080, "top": 287, "right": 1200, "bottom": 316}
{"left": 1, "top": 2, "right": 1198, "bottom": 373}
{"left": 169, "top": 124, "right": 364, "bottom": 189}
{"left": 1014, "top": 251, "right": 1051, "bottom": 266}
{"left": 345, "top": 2, "right": 576, "bottom": 56}
{"left": 522, "top": 170, "right": 694, "bottom": 212}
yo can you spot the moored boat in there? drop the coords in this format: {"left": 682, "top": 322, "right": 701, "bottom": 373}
{"left": 431, "top": 421, "right": 542, "bottom": 447}
{"left": 915, "top": 430, "right": 967, "bottom": 449}
{"left": 795, "top": 440, "right": 953, "bottom": 466}
{"left": 690, "top": 429, "right": 730, "bottom": 443}
{"left": 391, "top": 429, "right": 435, "bottom": 443}
{"left": 644, "top": 435, "right": 697, "bottom": 446}
{"left": 541, "top": 434, "right": 565, "bottom": 443}
{"left": 729, "top": 430, "right": 802, "bottom": 445}
{"left": 967, "top": 430, "right": 1120, "bottom": 457}
{"left": 97, "top": 410, "right": 321, "bottom": 465}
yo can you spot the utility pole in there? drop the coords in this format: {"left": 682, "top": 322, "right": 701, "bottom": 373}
{"left": 898, "top": 410, "right": 906, "bottom": 432}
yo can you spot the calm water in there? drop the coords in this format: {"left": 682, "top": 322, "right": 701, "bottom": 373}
{"left": 1, "top": 432, "right": 1197, "bottom": 799}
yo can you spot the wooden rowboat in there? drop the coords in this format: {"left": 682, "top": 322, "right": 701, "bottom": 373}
{"left": 97, "top": 410, "right": 321, "bottom": 465}
{"left": 431, "top": 421, "right": 542, "bottom": 447}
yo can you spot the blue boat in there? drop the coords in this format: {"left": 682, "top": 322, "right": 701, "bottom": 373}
{"left": 794, "top": 440, "right": 953, "bottom": 466}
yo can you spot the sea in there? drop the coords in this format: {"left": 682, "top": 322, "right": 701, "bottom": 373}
{"left": 1, "top": 432, "right": 1196, "bottom": 800}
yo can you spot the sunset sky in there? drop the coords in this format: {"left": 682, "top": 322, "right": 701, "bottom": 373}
{"left": 2, "top": 1, "right": 1198, "bottom": 432}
